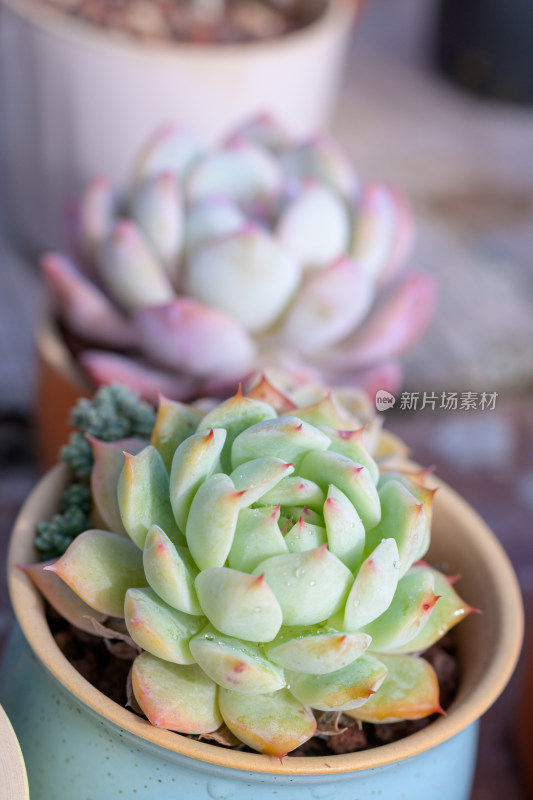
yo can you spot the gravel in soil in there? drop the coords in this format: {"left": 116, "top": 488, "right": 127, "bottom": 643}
{"left": 39, "top": 0, "right": 322, "bottom": 44}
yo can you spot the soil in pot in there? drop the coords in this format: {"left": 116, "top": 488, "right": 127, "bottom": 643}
{"left": 46, "top": 603, "right": 461, "bottom": 759}
{"left": 38, "top": 0, "right": 326, "bottom": 43}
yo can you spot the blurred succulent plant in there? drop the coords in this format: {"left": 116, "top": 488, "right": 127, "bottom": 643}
{"left": 42, "top": 115, "right": 436, "bottom": 405}
{"left": 27, "top": 381, "right": 472, "bottom": 756}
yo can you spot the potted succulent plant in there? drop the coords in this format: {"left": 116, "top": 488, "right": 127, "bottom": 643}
{"left": 0, "top": 382, "right": 523, "bottom": 799}
{"left": 0, "top": 704, "right": 29, "bottom": 800}
{"left": 0, "top": 0, "right": 360, "bottom": 248}
{"left": 36, "top": 116, "right": 437, "bottom": 466}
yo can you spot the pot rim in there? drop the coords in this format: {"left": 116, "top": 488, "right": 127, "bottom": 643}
{"left": 8, "top": 463, "right": 523, "bottom": 776}
{"left": 0, "top": 704, "right": 30, "bottom": 800}
{"left": 0, "top": 0, "right": 357, "bottom": 58}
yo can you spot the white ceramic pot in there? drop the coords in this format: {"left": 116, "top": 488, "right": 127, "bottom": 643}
{"left": 0, "top": 0, "right": 358, "bottom": 250}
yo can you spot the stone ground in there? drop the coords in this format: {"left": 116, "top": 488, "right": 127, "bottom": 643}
{"left": 0, "top": 4, "right": 532, "bottom": 797}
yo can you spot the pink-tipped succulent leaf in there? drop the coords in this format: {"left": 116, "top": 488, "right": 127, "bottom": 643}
{"left": 133, "top": 298, "right": 256, "bottom": 378}
{"left": 41, "top": 253, "right": 137, "bottom": 348}
{"left": 80, "top": 351, "right": 197, "bottom": 405}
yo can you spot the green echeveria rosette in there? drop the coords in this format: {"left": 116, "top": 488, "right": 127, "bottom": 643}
{"left": 35, "top": 384, "right": 472, "bottom": 757}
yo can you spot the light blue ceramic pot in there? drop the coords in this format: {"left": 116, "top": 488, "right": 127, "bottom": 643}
{"left": 0, "top": 466, "right": 523, "bottom": 800}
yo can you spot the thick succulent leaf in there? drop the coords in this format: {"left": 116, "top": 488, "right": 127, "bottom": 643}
{"left": 185, "top": 197, "right": 245, "bottom": 252}
{"left": 84, "top": 617, "right": 137, "bottom": 649}
{"left": 273, "top": 378, "right": 330, "bottom": 409}
{"left": 143, "top": 525, "right": 202, "bottom": 615}
{"left": 284, "top": 519, "right": 327, "bottom": 553}
{"left": 96, "top": 220, "right": 175, "bottom": 311}
{"left": 346, "top": 654, "right": 441, "bottom": 723}
{"left": 281, "top": 136, "right": 359, "bottom": 201}
{"left": 184, "top": 226, "right": 301, "bottom": 333}
{"left": 132, "top": 652, "right": 221, "bottom": 733}
{"left": 200, "top": 725, "right": 241, "bottom": 748}
{"left": 226, "top": 113, "right": 290, "bottom": 152}
{"left": 21, "top": 560, "right": 107, "bottom": 634}
{"left": 253, "top": 505, "right": 282, "bottom": 521}
{"left": 279, "top": 514, "right": 294, "bottom": 534}
{"left": 186, "top": 474, "right": 241, "bottom": 569}
{"left": 89, "top": 437, "right": 147, "bottom": 536}
{"left": 253, "top": 547, "right": 353, "bottom": 626}
{"left": 372, "top": 428, "right": 410, "bottom": 463}
{"left": 378, "top": 471, "right": 436, "bottom": 557}
{"left": 386, "top": 469, "right": 436, "bottom": 504}
{"left": 185, "top": 141, "right": 283, "bottom": 211}
{"left": 118, "top": 445, "right": 182, "bottom": 549}
{"left": 244, "top": 376, "right": 297, "bottom": 414}
{"left": 264, "top": 626, "right": 371, "bottom": 675}
{"left": 230, "top": 457, "right": 294, "bottom": 507}
{"left": 135, "top": 124, "right": 204, "bottom": 182}
{"left": 197, "top": 391, "right": 277, "bottom": 472}
{"left": 46, "top": 530, "right": 146, "bottom": 617}
{"left": 340, "top": 538, "right": 400, "bottom": 630}
{"left": 150, "top": 395, "right": 204, "bottom": 472}
{"left": 169, "top": 428, "right": 226, "bottom": 531}
{"left": 284, "top": 506, "right": 322, "bottom": 527}
{"left": 125, "top": 587, "right": 204, "bottom": 664}
{"left": 350, "top": 183, "right": 414, "bottom": 286}
{"left": 78, "top": 176, "right": 115, "bottom": 258}
{"left": 321, "top": 426, "right": 379, "bottom": 484}
{"left": 290, "top": 393, "right": 362, "bottom": 432}
{"left": 190, "top": 627, "right": 285, "bottom": 694}
{"left": 330, "top": 387, "right": 374, "bottom": 424}
{"left": 79, "top": 350, "right": 196, "bottom": 406}
{"left": 323, "top": 484, "right": 365, "bottom": 571}
{"left": 326, "top": 362, "right": 404, "bottom": 414}
{"left": 228, "top": 508, "right": 288, "bottom": 573}
{"left": 300, "top": 450, "right": 381, "bottom": 529}
{"left": 231, "top": 416, "right": 330, "bottom": 470}
{"left": 276, "top": 183, "right": 351, "bottom": 271}
{"left": 41, "top": 253, "right": 136, "bottom": 348}
{"left": 131, "top": 173, "right": 183, "bottom": 283}
{"left": 286, "top": 653, "right": 387, "bottom": 712}
{"left": 279, "top": 256, "right": 374, "bottom": 355}
{"left": 366, "top": 480, "right": 428, "bottom": 576}
{"left": 318, "top": 272, "right": 438, "bottom": 372}
{"left": 195, "top": 568, "right": 283, "bottom": 642}
{"left": 392, "top": 566, "right": 473, "bottom": 654}
{"left": 259, "top": 475, "right": 326, "bottom": 512}
{"left": 134, "top": 298, "right": 256, "bottom": 377}
{"left": 218, "top": 688, "right": 316, "bottom": 757}
{"left": 362, "top": 569, "right": 439, "bottom": 652}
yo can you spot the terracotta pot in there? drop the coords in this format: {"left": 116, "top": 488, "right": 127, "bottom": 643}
{"left": 0, "top": 704, "right": 29, "bottom": 800}
{"left": 35, "top": 312, "right": 90, "bottom": 472}
{"left": 0, "top": 0, "right": 359, "bottom": 250}
{"left": 0, "top": 463, "right": 523, "bottom": 799}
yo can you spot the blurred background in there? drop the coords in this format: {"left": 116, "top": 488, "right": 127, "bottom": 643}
{"left": 0, "top": 0, "right": 532, "bottom": 797}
